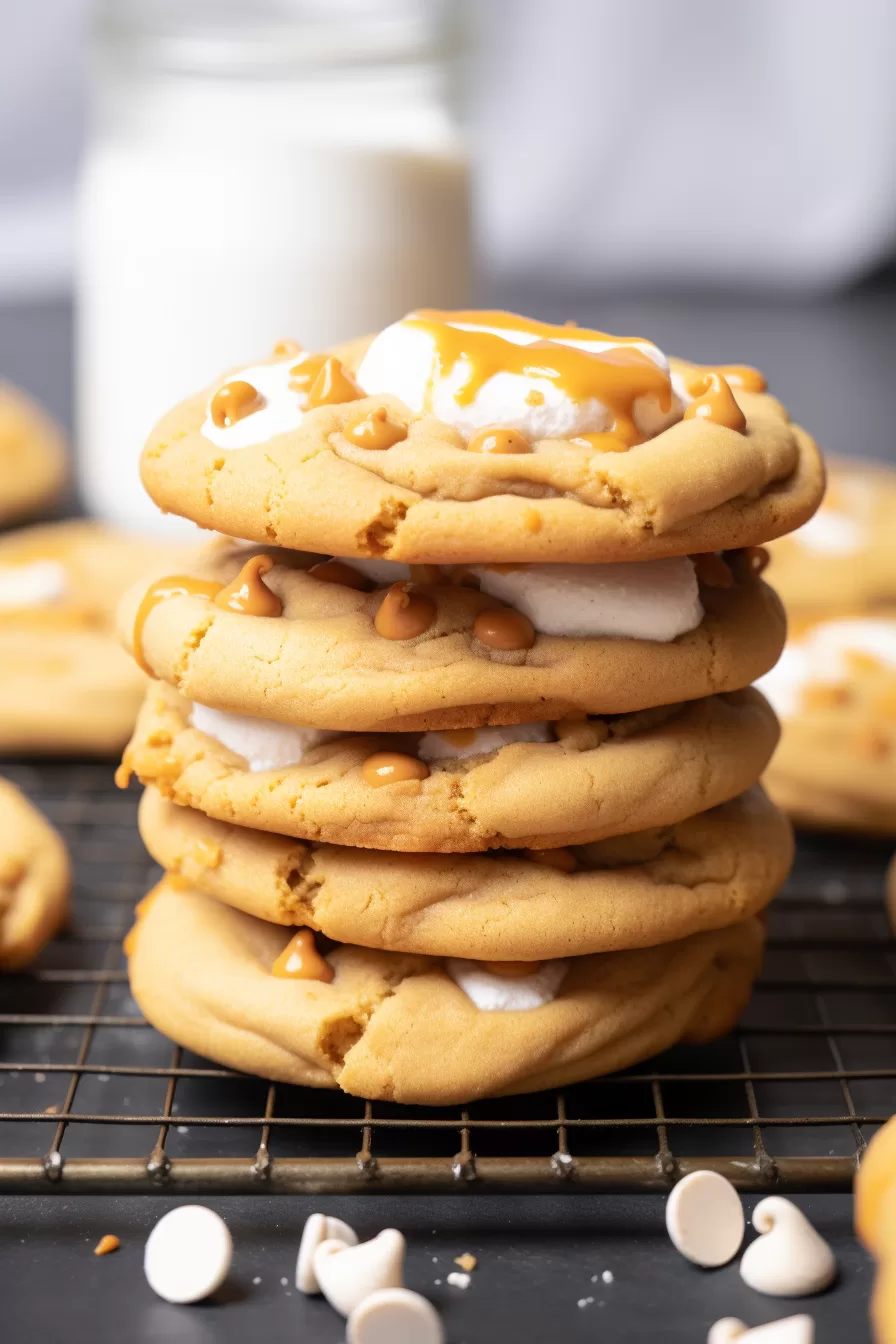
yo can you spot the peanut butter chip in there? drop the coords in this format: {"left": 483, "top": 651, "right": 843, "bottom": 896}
{"left": 192, "top": 840, "right": 222, "bottom": 869}
{"left": 374, "top": 583, "right": 436, "bottom": 640}
{"left": 473, "top": 608, "right": 536, "bottom": 651}
{"left": 271, "top": 928, "right": 334, "bottom": 982}
{"left": 692, "top": 553, "right": 735, "bottom": 589}
{"left": 308, "top": 560, "right": 372, "bottom": 591}
{"left": 362, "top": 751, "right": 430, "bottom": 787}
{"left": 689, "top": 362, "right": 767, "bottom": 393}
{"left": 210, "top": 379, "right": 265, "bottom": 428}
{"left": 467, "top": 427, "right": 532, "bottom": 454}
{"left": 214, "top": 554, "right": 282, "bottom": 617}
{"left": 288, "top": 352, "right": 328, "bottom": 397}
{"left": 306, "top": 356, "right": 363, "bottom": 409}
{"left": 481, "top": 960, "right": 544, "bottom": 979}
{"left": 344, "top": 405, "right": 408, "bottom": 450}
{"left": 94, "top": 1235, "right": 120, "bottom": 1257}
{"left": 683, "top": 372, "right": 747, "bottom": 434}
{"left": 525, "top": 847, "right": 578, "bottom": 872}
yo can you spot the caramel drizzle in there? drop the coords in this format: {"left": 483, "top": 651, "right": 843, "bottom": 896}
{"left": 406, "top": 309, "right": 673, "bottom": 447}
{"left": 683, "top": 372, "right": 747, "bottom": 433}
{"left": 271, "top": 928, "right": 334, "bottom": 982}
{"left": 132, "top": 575, "right": 223, "bottom": 675}
{"left": 214, "top": 554, "right": 282, "bottom": 617}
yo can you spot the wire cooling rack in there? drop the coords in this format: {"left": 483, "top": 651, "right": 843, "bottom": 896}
{"left": 0, "top": 759, "right": 893, "bottom": 1195}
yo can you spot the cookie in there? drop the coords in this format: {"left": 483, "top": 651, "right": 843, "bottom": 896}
{"left": 0, "top": 779, "right": 69, "bottom": 968}
{"left": 118, "top": 540, "right": 786, "bottom": 732}
{"left": 759, "top": 617, "right": 896, "bottom": 835}
{"left": 766, "top": 458, "right": 896, "bottom": 616}
{"left": 0, "top": 521, "right": 196, "bottom": 754}
{"left": 139, "top": 313, "right": 824, "bottom": 564}
{"left": 137, "top": 785, "right": 791, "bottom": 959}
{"left": 127, "top": 880, "right": 765, "bottom": 1104}
{"left": 0, "top": 383, "right": 67, "bottom": 526}
{"left": 123, "top": 682, "right": 779, "bottom": 852}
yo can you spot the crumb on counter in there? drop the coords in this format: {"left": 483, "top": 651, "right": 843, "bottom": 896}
{"left": 94, "top": 1235, "right": 120, "bottom": 1256}
{"left": 446, "top": 1271, "right": 471, "bottom": 1290}
{"left": 454, "top": 1253, "right": 477, "bottom": 1272}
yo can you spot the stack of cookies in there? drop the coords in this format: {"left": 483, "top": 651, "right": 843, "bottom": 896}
{"left": 116, "top": 309, "right": 824, "bottom": 1105}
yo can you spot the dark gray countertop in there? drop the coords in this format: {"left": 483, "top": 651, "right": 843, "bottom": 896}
{"left": 1, "top": 292, "right": 891, "bottom": 1342}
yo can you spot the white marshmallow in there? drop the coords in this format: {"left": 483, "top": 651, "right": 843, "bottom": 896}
{"left": 296, "top": 1212, "right": 359, "bottom": 1294}
{"left": 791, "top": 509, "right": 864, "bottom": 556}
{"left": 756, "top": 618, "right": 896, "bottom": 720}
{"left": 418, "top": 721, "right": 553, "bottom": 762}
{"left": 355, "top": 314, "right": 683, "bottom": 442}
{"left": 313, "top": 1229, "right": 406, "bottom": 1317}
{"left": 347, "top": 1288, "right": 444, "bottom": 1344}
{"left": 665, "top": 1170, "right": 745, "bottom": 1268}
{"left": 473, "top": 558, "right": 702, "bottom": 642}
{"left": 0, "top": 559, "right": 67, "bottom": 610}
{"left": 143, "top": 1205, "right": 232, "bottom": 1304}
{"left": 201, "top": 358, "right": 304, "bottom": 449}
{"left": 739, "top": 1197, "right": 836, "bottom": 1297}
{"left": 446, "top": 959, "right": 569, "bottom": 1011}
{"left": 189, "top": 702, "right": 342, "bottom": 772}
{"left": 709, "top": 1318, "right": 814, "bottom": 1344}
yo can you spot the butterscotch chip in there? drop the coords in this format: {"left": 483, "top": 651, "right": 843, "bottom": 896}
{"left": 473, "top": 608, "right": 535, "bottom": 651}
{"left": 374, "top": 583, "right": 436, "bottom": 641}
{"left": 454, "top": 1254, "right": 477, "bottom": 1272}
{"left": 94, "top": 1235, "right": 120, "bottom": 1256}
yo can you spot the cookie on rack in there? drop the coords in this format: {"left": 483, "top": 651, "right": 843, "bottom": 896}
{"left": 118, "top": 539, "right": 786, "bottom": 732}
{"left": 137, "top": 786, "right": 791, "bottom": 960}
{"left": 759, "top": 616, "right": 896, "bottom": 834}
{"left": 0, "top": 779, "right": 69, "bottom": 968}
{"left": 121, "top": 681, "right": 779, "bottom": 852}
{"left": 126, "top": 879, "right": 765, "bottom": 1104}
{"left": 0, "top": 521, "right": 197, "bottom": 754}
{"left": 138, "top": 311, "right": 824, "bottom": 564}
{"left": 0, "top": 383, "right": 67, "bottom": 526}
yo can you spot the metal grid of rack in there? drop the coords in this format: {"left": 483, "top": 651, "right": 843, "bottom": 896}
{"left": 0, "top": 759, "right": 893, "bottom": 1194}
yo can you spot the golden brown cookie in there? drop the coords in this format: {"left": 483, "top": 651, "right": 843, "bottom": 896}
{"left": 123, "top": 682, "right": 779, "bottom": 852}
{"left": 0, "top": 521, "right": 198, "bottom": 754}
{"left": 0, "top": 779, "right": 69, "bottom": 967}
{"left": 759, "top": 616, "right": 896, "bottom": 835}
{"left": 118, "top": 540, "right": 786, "bottom": 731}
{"left": 0, "top": 383, "right": 67, "bottom": 526}
{"left": 127, "top": 880, "right": 765, "bottom": 1103}
{"left": 137, "top": 786, "right": 791, "bottom": 960}
{"left": 138, "top": 328, "right": 823, "bottom": 564}
{"left": 766, "top": 458, "right": 896, "bottom": 617}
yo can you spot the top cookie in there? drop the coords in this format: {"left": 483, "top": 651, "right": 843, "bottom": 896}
{"left": 0, "top": 383, "right": 67, "bottom": 526}
{"left": 140, "top": 310, "right": 824, "bottom": 564}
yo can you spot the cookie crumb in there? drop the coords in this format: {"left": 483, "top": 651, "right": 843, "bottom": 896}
{"left": 446, "top": 1272, "right": 471, "bottom": 1290}
{"left": 577, "top": 1296, "right": 594, "bottom": 1308}
{"left": 252, "top": 1276, "right": 262, "bottom": 1285}
{"left": 454, "top": 1253, "right": 477, "bottom": 1272}
{"left": 44, "top": 1105, "right": 58, "bottom": 1115}
{"left": 94, "top": 1235, "right": 120, "bottom": 1256}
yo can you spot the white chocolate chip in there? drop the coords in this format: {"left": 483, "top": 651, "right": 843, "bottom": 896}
{"left": 739, "top": 1198, "right": 836, "bottom": 1297}
{"left": 708, "top": 1316, "right": 814, "bottom": 1344}
{"left": 313, "top": 1228, "right": 405, "bottom": 1317}
{"left": 665, "top": 1170, "right": 745, "bottom": 1267}
{"left": 296, "top": 1212, "right": 359, "bottom": 1293}
{"left": 347, "top": 1287, "right": 444, "bottom": 1344}
{"left": 446, "top": 1271, "right": 470, "bottom": 1289}
{"left": 143, "top": 1205, "right": 232, "bottom": 1304}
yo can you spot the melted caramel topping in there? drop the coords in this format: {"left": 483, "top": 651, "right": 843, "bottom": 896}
{"left": 481, "top": 960, "right": 544, "bottom": 979}
{"left": 132, "top": 575, "right": 223, "bottom": 675}
{"left": 691, "top": 553, "right": 735, "bottom": 589}
{"left": 687, "top": 363, "right": 767, "bottom": 393}
{"left": 526, "top": 389, "right": 545, "bottom": 406}
{"left": 569, "top": 432, "right": 629, "bottom": 453}
{"left": 406, "top": 309, "right": 673, "bottom": 447}
{"left": 308, "top": 560, "right": 371, "bottom": 591}
{"left": 467, "top": 427, "right": 531, "bottom": 455}
{"left": 361, "top": 751, "right": 430, "bottom": 787}
{"left": 525, "top": 848, "right": 578, "bottom": 872}
{"left": 374, "top": 582, "right": 436, "bottom": 640}
{"left": 214, "top": 554, "right": 282, "bottom": 617}
{"left": 210, "top": 380, "right": 265, "bottom": 428}
{"left": 306, "top": 357, "right": 363, "bottom": 409}
{"left": 344, "top": 405, "right": 407, "bottom": 450}
{"left": 271, "top": 928, "right": 335, "bottom": 982}
{"left": 473, "top": 608, "right": 536, "bottom": 651}
{"left": 683, "top": 372, "right": 747, "bottom": 434}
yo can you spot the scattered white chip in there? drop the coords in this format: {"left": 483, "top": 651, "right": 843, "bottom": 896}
{"left": 708, "top": 1316, "right": 814, "bottom": 1344}
{"left": 446, "top": 1271, "right": 470, "bottom": 1289}
{"left": 280, "top": 1276, "right": 288, "bottom": 1286}
{"left": 665, "top": 1171, "right": 745, "bottom": 1267}
{"left": 143, "top": 1205, "right": 232, "bottom": 1304}
{"left": 347, "top": 1287, "right": 444, "bottom": 1344}
{"left": 190, "top": 702, "right": 343, "bottom": 772}
{"left": 0, "top": 560, "right": 67, "bottom": 610}
{"left": 446, "top": 958, "right": 569, "bottom": 1011}
{"left": 739, "top": 1198, "right": 836, "bottom": 1297}
{"left": 418, "top": 721, "right": 553, "bottom": 762}
{"left": 296, "top": 1212, "right": 359, "bottom": 1293}
{"left": 252, "top": 1276, "right": 261, "bottom": 1285}
{"left": 577, "top": 1296, "right": 595, "bottom": 1308}
{"left": 602, "top": 1269, "right": 614, "bottom": 1284}
{"left": 314, "top": 1228, "right": 405, "bottom": 1317}
{"left": 472, "top": 558, "right": 702, "bottom": 642}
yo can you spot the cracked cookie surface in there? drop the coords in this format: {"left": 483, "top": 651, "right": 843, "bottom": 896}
{"left": 137, "top": 786, "right": 791, "bottom": 959}
{"left": 127, "top": 880, "right": 765, "bottom": 1103}
{"left": 0, "top": 779, "right": 69, "bottom": 968}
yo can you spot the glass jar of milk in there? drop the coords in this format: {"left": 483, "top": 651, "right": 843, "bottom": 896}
{"left": 77, "top": 0, "right": 471, "bottom": 533}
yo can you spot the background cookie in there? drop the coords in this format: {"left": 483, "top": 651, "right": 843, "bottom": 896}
{"left": 138, "top": 786, "right": 791, "bottom": 960}
{"left": 127, "top": 881, "right": 765, "bottom": 1104}
{"left": 123, "top": 684, "right": 779, "bottom": 852}
{"left": 0, "top": 382, "right": 67, "bottom": 526}
{"left": 0, "top": 779, "right": 69, "bottom": 968}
